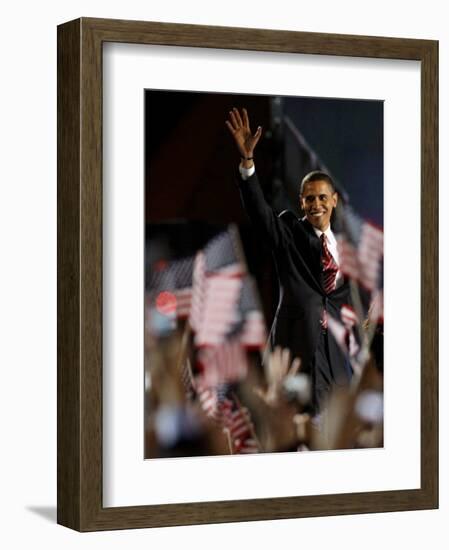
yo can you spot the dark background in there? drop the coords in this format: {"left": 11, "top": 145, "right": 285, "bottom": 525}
{"left": 145, "top": 90, "right": 383, "bottom": 324}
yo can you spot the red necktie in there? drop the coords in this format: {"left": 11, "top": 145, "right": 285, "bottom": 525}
{"left": 320, "top": 233, "right": 338, "bottom": 329}
{"left": 321, "top": 233, "right": 338, "bottom": 294}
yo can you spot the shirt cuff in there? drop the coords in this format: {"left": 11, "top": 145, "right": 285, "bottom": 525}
{"left": 239, "top": 163, "right": 255, "bottom": 180}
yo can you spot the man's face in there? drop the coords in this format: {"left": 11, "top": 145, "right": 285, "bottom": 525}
{"left": 300, "top": 180, "right": 338, "bottom": 231}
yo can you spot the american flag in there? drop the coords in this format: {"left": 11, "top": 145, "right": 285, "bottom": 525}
{"left": 196, "top": 383, "right": 259, "bottom": 454}
{"left": 196, "top": 383, "right": 234, "bottom": 424}
{"left": 194, "top": 274, "right": 243, "bottom": 346}
{"left": 327, "top": 303, "right": 360, "bottom": 358}
{"left": 189, "top": 226, "right": 248, "bottom": 340}
{"left": 228, "top": 276, "right": 267, "bottom": 349}
{"left": 197, "top": 338, "right": 248, "bottom": 388}
{"left": 203, "top": 225, "right": 247, "bottom": 277}
{"left": 148, "top": 256, "right": 194, "bottom": 319}
{"left": 336, "top": 205, "right": 383, "bottom": 292}
{"left": 223, "top": 401, "right": 259, "bottom": 454}
{"left": 240, "top": 311, "right": 267, "bottom": 349}
{"left": 189, "top": 251, "right": 206, "bottom": 331}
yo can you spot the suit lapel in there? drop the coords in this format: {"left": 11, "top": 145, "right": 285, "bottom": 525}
{"left": 301, "top": 218, "right": 322, "bottom": 282}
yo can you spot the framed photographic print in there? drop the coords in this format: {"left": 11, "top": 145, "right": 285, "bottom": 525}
{"left": 57, "top": 17, "right": 438, "bottom": 531}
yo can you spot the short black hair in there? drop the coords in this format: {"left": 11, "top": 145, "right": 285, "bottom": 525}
{"left": 300, "top": 171, "right": 336, "bottom": 196}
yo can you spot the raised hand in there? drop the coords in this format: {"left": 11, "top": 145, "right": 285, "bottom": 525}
{"left": 225, "top": 107, "right": 262, "bottom": 161}
{"left": 255, "top": 346, "right": 301, "bottom": 407}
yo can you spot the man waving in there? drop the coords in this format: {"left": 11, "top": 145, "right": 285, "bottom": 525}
{"left": 226, "top": 107, "right": 352, "bottom": 414}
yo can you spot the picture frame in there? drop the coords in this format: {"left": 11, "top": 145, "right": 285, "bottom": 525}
{"left": 57, "top": 16, "right": 438, "bottom": 531}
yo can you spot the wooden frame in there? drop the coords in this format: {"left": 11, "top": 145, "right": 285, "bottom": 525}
{"left": 57, "top": 17, "right": 438, "bottom": 531}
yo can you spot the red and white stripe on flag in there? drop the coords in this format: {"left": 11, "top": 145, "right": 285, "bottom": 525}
{"left": 337, "top": 223, "right": 383, "bottom": 291}
{"left": 223, "top": 405, "right": 259, "bottom": 454}
{"left": 341, "top": 304, "right": 358, "bottom": 328}
{"left": 240, "top": 311, "right": 267, "bottom": 349}
{"left": 173, "top": 287, "right": 192, "bottom": 319}
{"left": 196, "top": 385, "right": 234, "bottom": 424}
{"left": 196, "top": 384, "right": 259, "bottom": 454}
{"left": 197, "top": 339, "right": 248, "bottom": 388}
{"left": 327, "top": 308, "right": 360, "bottom": 358}
{"left": 194, "top": 275, "right": 242, "bottom": 346}
{"left": 189, "top": 251, "right": 206, "bottom": 331}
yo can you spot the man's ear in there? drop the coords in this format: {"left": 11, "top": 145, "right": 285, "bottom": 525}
{"left": 332, "top": 192, "right": 338, "bottom": 207}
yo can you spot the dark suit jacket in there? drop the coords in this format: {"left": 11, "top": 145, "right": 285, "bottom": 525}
{"left": 238, "top": 171, "right": 351, "bottom": 385}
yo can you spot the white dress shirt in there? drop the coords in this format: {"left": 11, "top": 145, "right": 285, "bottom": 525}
{"left": 239, "top": 162, "right": 256, "bottom": 180}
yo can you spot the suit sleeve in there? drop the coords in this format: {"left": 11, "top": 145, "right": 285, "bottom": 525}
{"left": 237, "top": 171, "right": 292, "bottom": 251}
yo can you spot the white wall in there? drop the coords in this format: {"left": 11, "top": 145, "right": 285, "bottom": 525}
{"left": 0, "top": 1, "right": 446, "bottom": 548}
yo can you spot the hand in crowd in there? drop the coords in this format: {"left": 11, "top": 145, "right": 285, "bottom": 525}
{"left": 255, "top": 346, "right": 301, "bottom": 407}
